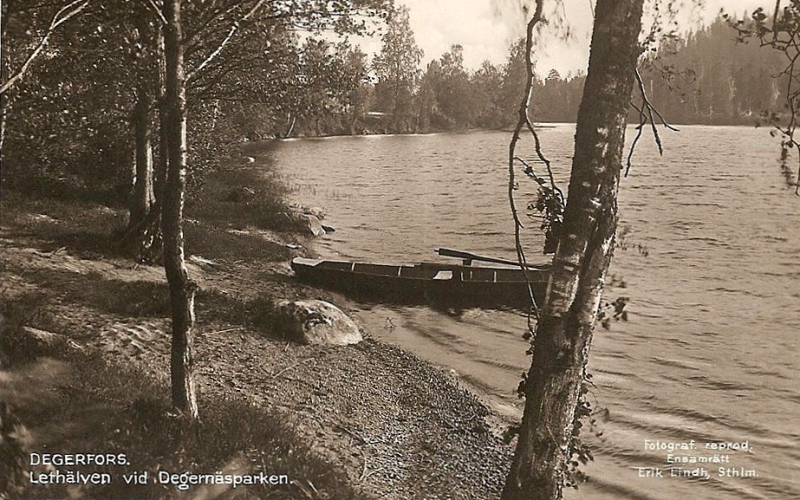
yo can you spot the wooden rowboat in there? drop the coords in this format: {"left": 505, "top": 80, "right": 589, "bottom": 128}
{"left": 290, "top": 248, "right": 549, "bottom": 309}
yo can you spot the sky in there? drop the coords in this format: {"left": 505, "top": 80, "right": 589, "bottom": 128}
{"left": 354, "top": 0, "right": 774, "bottom": 77}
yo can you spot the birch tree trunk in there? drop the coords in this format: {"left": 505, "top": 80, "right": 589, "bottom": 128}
{"left": 155, "top": 22, "right": 168, "bottom": 203}
{"left": 502, "top": 2, "right": 644, "bottom": 499}
{"left": 1, "top": 1, "right": 9, "bottom": 157}
{"left": 162, "top": 0, "right": 198, "bottom": 420}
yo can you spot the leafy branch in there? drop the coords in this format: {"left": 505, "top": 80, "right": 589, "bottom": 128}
{"left": 0, "top": 0, "right": 90, "bottom": 95}
{"left": 726, "top": 1, "right": 800, "bottom": 194}
{"left": 186, "top": 0, "right": 268, "bottom": 82}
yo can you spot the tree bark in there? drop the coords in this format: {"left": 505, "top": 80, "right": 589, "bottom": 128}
{"left": 502, "top": 2, "right": 644, "bottom": 499}
{"left": 162, "top": 0, "right": 198, "bottom": 420}
{"left": 128, "top": 11, "right": 155, "bottom": 230}
{"left": 1, "top": 1, "right": 9, "bottom": 158}
{"left": 129, "top": 88, "right": 154, "bottom": 228}
{"left": 155, "top": 21, "right": 168, "bottom": 202}
{"left": 0, "top": 74, "right": 6, "bottom": 167}
{"left": 120, "top": 13, "right": 163, "bottom": 264}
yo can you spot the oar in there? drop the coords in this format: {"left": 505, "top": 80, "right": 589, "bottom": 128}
{"left": 436, "top": 248, "right": 548, "bottom": 269}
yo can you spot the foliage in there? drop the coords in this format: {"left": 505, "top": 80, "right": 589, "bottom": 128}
{"left": 6, "top": 1, "right": 792, "bottom": 209}
{"left": 1, "top": 0, "right": 393, "bottom": 201}
{"left": 564, "top": 378, "right": 594, "bottom": 490}
{"left": 1, "top": 1, "right": 134, "bottom": 201}
{"left": 373, "top": 5, "right": 423, "bottom": 133}
{"left": 725, "top": 3, "right": 800, "bottom": 194}
{"left": 639, "top": 15, "right": 786, "bottom": 126}
{"left": 527, "top": 176, "right": 565, "bottom": 254}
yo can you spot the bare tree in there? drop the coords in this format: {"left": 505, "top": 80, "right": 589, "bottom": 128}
{"left": 502, "top": 1, "right": 646, "bottom": 499}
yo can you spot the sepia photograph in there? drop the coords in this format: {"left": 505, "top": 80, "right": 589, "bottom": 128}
{"left": 0, "top": 0, "right": 798, "bottom": 499}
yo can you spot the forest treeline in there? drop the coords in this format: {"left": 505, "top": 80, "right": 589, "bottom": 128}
{"left": 378, "top": 12, "right": 788, "bottom": 130}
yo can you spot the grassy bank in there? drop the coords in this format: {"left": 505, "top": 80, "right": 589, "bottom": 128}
{"left": 1, "top": 349, "right": 363, "bottom": 500}
{"left": 0, "top": 170, "right": 512, "bottom": 499}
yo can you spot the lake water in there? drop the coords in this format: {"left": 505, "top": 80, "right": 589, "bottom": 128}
{"left": 253, "top": 126, "right": 799, "bottom": 500}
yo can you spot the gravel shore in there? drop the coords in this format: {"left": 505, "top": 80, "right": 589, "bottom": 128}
{"left": 1, "top": 195, "right": 514, "bottom": 499}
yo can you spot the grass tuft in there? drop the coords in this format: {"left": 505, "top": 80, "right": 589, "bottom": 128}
{"left": 188, "top": 168, "right": 291, "bottom": 230}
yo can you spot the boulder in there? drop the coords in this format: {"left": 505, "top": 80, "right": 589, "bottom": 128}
{"left": 303, "top": 206, "right": 326, "bottom": 220}
{"left": 14, "top": 326, "right": 82, "bottom": 357}
{"left": 276, "top": 300, "right": 362, "bottom": 346}
{"left": 283, "top": 210, "right": 326, "bottom": 236}
{"left": 321, "top": 224, "right": 336, "bottom": 233}
{"left": 298, "top": 213, "right": 326, "bottom": 236}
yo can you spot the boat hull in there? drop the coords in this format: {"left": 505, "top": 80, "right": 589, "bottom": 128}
{"left": 291, "top": 258, "right": 548, "bottom": 310}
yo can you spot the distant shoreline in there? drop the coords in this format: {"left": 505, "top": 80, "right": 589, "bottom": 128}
{"left": 255, "top": 121, "right": 762, "bottom": 142}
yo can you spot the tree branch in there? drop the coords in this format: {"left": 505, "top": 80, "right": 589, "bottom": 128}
{"left": 626, "top": 67, "right": 678, "bottom": 176}
{"left": 145, "top": 0, "right": 167, "bottom": 26}
{"left": 508, "top": 0, "right": 546, "bottom": 325}
{"left": 186, "top": 0, "right": 267, "bottom": 82}
{"left": 0, "top": 0, "right": 89, "bottom": 95}
{"left": 183, "top": 1, "right": 242, "bottom": 45}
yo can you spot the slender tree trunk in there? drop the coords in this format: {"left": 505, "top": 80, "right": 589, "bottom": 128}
{"left": 129, "top": 88, "right": 154, "bottom": 228}
{"left": 129, "top": 11, "right": 154, "bottom": 230}
{"left": 120, "top": 12, "right": 162, "bottom": 263}
{"left": 502, "top": 2, "right": 644, "bottom": 499}
{"left": 284, "top": 113, "right": 296, "bottom": 138}
{"left": 0, "top": 78, "right": 7, "bottom": 166}
{"left": 392, "top": 78, "right": 401, "bottom": 132}
{"left": 1, "top": 1, "right": 9, "bottom": 160}
{"left": 155, "top": 23, "right": 168, "bottom": 202}
{"left": 162, "top": 0, "right": 198, "bottom": 420}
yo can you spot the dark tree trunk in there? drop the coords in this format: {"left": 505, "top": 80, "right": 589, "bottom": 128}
{"left": 162, "top": 0, "right": 198, "bottom": 420}
{"left": 0, "top": 80, "right": 7, "bottom": 167}
{"left": 129, "top": 87, "right": 154, "bottom": 228}
{"left": 349, "top": 111, "right": 357, "bottom": 135}
{"left": 129, "top": 10, "right": 154, "bottom": 230}
{"left": 392, "top": 79, "right": 400, "bottom": 133}
{"left": 502, "top": 2, "right": 644, "bottom": 499}
{"left": 120, "top": 11, "right": 162, "bottom": 263}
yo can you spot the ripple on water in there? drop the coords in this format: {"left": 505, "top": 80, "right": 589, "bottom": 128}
{"left": 266, "top": 127, "right": 798, "bottom": 500}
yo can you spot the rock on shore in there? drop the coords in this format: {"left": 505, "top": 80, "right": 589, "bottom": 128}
{"left": 277, "top": 299, "right": 363, "bottom": 345}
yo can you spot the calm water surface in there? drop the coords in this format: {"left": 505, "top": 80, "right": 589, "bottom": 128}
{"left": 253, "top": 126, "right": 799, "bottom": 500}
